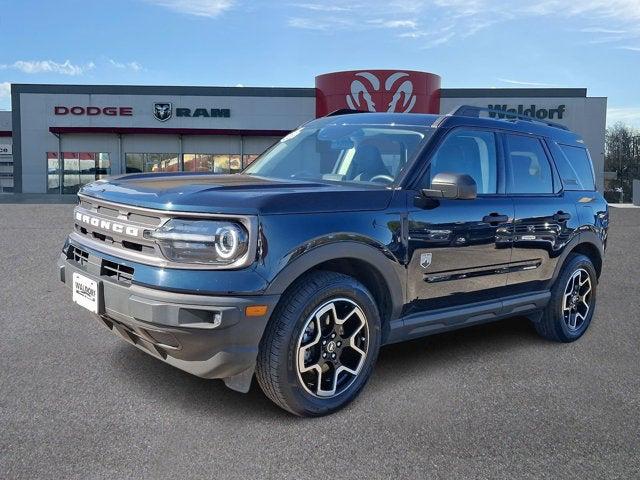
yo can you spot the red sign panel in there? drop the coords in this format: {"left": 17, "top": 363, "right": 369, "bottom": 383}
{"left": 315, "top": 70, "right": 441, "bottom": 117}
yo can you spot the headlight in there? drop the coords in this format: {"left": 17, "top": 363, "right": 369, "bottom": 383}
{"left": 145, "top": 219, "right": 249, "bottom": 265}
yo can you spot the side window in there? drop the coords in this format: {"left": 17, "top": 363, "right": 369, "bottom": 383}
{"left": 505, "top": 134, "right": 553, "bottom": 194}
{"left": 425, "top": 129, "right": 498, "bottom": 194}
{"left": 555, "top": 144, "right": 596, "bottom": 191}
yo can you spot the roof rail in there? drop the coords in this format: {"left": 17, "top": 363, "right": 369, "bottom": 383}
{"left": 325, "top": 108, "right": 368, "bottom": 117}
{"left": 449, "top": 105, "right": 570, "bottom": 131}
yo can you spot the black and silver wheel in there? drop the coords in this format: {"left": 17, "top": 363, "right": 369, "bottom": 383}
{"left": 256, "top": 271, "right": 381, "bottom": 416}
{"left": 296, "top": 298, "right": 369, "bottom": 398}
{"left": 535, "top": 253, "right": 597, "bottom": 342}
{"left": 561, "top": 268, "right": 593, "bottom": 332}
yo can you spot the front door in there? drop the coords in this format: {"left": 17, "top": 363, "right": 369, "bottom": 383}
{"left": 406, "top": 127, "right": 514, "bottom": 312}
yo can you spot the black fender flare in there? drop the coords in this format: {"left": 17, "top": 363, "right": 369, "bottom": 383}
{"left": 264, "top": 240, "right": 406, "bottom": 321}
{"left": 549, "top": 230, "right": 604, "bottom": 286}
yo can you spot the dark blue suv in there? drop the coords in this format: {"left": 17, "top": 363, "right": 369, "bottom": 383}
{"left": 59, "top": 107, "right": 608, "bottom": 416}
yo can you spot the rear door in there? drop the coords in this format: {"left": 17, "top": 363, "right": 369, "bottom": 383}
{"left": 504, "top": 133, "right": 579, "bottom": 293}
{"left": 406, "top": 127, "right": 514, "bottom": 311}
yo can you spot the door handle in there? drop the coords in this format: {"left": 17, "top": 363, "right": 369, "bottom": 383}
{"left": 482, "top": 213, "right": 509, "bottom": 225}
{"left": 553, "top": 211, "right": 572, "bottom": 222}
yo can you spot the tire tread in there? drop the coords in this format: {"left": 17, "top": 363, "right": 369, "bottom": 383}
{"left": 256, "top": 270, "right": 358, "bottom": 415}
{"left": 534, "top": 253, "right": 596, "bottom": 343}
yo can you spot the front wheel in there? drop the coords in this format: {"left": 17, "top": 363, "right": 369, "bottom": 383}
{"left": 256, "top": 271, "right": 381, "bottom": 416}
{"left": 534, "top": 253, "right": 597, "bottom": 342}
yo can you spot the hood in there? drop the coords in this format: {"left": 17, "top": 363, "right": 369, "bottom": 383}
{"left": 79, "top": 172, "right": 394, "bottom": 215}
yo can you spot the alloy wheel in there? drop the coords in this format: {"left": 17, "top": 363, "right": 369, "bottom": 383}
{"left": 296, "top": 298, "right": 369, "bottom": 398}
{"left": 562, "top": 268, "right": 592, "bottom": 331}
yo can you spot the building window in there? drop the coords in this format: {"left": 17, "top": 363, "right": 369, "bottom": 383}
{"left": 1, "top": 158, "right": 14, "bottom": 194}
{"left": 47, "top": 153, "right": 60, "bottom": 193}
{"left": 243, "top": 154, "right": 260, "bottom": 168}
{"left": 183, "top": 154, "right": 214, "bottom": 172}
{"left": 47, "top": 152, "right": 110, "bottom": 194}
{"left": 183, "top": 154, "right": 243, "bottom": 174}
{"left": 125, "top": 153, "right": 179, "bottom": 173}
{"left": 122, "top": 153, "right": 258, "bottom": 176}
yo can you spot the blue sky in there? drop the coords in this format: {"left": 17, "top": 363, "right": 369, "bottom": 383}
{"left": 1, "top": 0, "right": 639, "bottom": 126}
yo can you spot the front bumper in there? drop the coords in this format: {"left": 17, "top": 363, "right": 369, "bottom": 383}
{"left": 58, "top": 250, "right": 280, "bottom": 392}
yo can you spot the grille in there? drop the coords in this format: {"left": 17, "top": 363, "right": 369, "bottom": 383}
{"left": 67, "top": 244, "right": 135, "bottom": 285}
{"left": 71, "top": 194, "right": 257, "bottom": 270}
{"left": 100, "top": 259, "right": 135, "bottom": 285}
{"left": 68, "top": 245, "right": 90, "bottom": 267}
{"left": 73, "top": 196, "right": 166, "bottom": 263}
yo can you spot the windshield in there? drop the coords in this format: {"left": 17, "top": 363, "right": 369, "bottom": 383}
{"left": 244, "top": 122, "right": 434, "bottom": 186}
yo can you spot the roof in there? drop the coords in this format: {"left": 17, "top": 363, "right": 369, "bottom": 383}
{"left": 309, "top": 112, "right": 441, "bottom": 128}
{"left": 316, "top": 111, "right": 583, "bottom": 145}
{"left": 438, "top": 114, "right": 583, "bottom": 144}
{"left": 10, "top": 83, "right": 317, "bottom": 98}
{"left": 441, "top": 88, "right": 587, "bottom": 98}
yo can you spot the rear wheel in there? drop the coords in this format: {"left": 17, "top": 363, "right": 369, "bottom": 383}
{"left": 535, "top": 253, "right": 597, "bottom": 342}
{"left": 256, "top": 271, "right": 381, "bottom": 416}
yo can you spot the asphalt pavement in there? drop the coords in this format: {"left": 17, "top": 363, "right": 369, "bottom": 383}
{"left": 1, "top": 204, "right": 638, "bottom": 479}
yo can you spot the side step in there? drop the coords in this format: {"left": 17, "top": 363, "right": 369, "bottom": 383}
{"left": 386, "top": 291, "right": 550, "bottom": 344}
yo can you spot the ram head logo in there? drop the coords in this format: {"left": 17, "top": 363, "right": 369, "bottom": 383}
{"left": 153, "top": 102, "right": 172, "bottom": 122}
{"left": 346, "top": 71, "right": 417, "bottom": 113}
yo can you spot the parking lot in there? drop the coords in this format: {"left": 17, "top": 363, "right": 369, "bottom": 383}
{"left": 1, "top": 203, "right": 638, "bottom": 479}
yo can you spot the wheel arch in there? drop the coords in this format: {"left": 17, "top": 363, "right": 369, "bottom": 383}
{"left": 570, "top": 241, "right": 603, "bottom": 278}
{"left": 551, "top": 231, "right": 604, "bottom": 285}
{"left": 264, "top": 241, "right": 405, "bottom": 343}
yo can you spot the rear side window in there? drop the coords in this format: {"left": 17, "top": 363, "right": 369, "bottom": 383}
{"left": 425, "top": 129, "right": 498, "bottom": 194}
{"left": 505, "top": 134, "right": 553, "bottom": 194}
{"left": 555, "top": 144, "right": 596, "bottom": 191}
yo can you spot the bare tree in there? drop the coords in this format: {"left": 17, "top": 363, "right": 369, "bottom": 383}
{"left": 605, "top": 122, "right": 640, "bottom": 203}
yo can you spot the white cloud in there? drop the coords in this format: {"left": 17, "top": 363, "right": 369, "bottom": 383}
{"left": 145, "top": 0, "right": 234, "bottom": 17}
{"left": 421, "top": 31, "right": 456, "bottom": 48}
{"left": 108, "top": 59, "right": 144, "bottom": 71}
{"left": 287, "top": 17, "right": 353, "bottom": 30}
{"left": 0, "top": 59, "right": 93, "bottom": 76}
{"left": 522, "top": 0, "right": 640, "bottom": 21}
{"left": 498, "top": 78, "right": 561, "bottom": 87}
{"left": 291, "top": 3, "right": 353, "bottom": 12}
{"left": 287, "top": 0, "right": 640, "bottom": 48}
{"left": 607, "top": 107, "right": 640, "bottom": 127}
{"left": 0, "top": 82, "right": 10, "bottom": 99}
{"left": 369, "top": 19, "right": 417, "bottom": 29}
{"left": 618, "top": 45, "right": 640, "bottom": 51}
{"left": 580, "top": 27, "right": 627, "bottom": 34}
{"left": 588, "top": 35, "right": 626, "bottom": 44}
{"left": 288, "top": 17, "right": 329, "bottom": 30}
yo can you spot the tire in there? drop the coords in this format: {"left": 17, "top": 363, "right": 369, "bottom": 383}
{"left": 534, "top": 253, "right": 597, "bottom": 342}
{"left": 256, "top": 270, "right": 381, "bottom": 417}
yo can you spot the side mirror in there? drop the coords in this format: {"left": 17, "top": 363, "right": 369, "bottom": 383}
{"left": 421, "top": 172, "right": 477, "bottom": 200}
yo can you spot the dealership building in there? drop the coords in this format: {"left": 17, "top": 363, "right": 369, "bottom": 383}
{"left": 0, "top": 70, "right": 607, "bottom": 195}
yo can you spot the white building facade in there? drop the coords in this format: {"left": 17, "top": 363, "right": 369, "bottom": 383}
{"left": 4, "top": 74, "right": 606, "bottom": 195}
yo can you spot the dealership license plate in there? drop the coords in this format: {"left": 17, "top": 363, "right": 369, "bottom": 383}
{"left": 72, "top": 272, "right": 99, "bottom": 313}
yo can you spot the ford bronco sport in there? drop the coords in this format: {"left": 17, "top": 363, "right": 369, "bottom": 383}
{"left": 59, "top": 107, "right": 608, "bottom": 416}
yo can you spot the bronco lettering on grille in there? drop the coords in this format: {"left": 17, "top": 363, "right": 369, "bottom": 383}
{"left": 75, "top": 211, "right": 140, "bottom": 237}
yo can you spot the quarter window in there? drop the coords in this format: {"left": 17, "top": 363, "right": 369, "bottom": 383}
{"left": 505, "top": 135, "right": 553, "bottom": 194}
{"left": 425, "top": 129, "right": 498, "bottom": 194}
{"left": 555, "top": 144, "right": 596, "bottom": 191}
